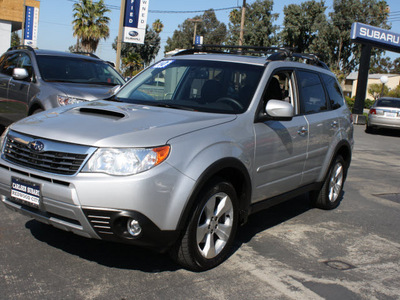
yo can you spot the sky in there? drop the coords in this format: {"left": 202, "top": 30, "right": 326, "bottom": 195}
{"left": 34, "top": 0, "right": 400, "bottom": 64}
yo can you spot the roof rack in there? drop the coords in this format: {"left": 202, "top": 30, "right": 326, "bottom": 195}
{"left": 7, "top": 45, "right": 35, "bottom": 52}
{"left": 173, "top": 44, "right": 292, "bottom": 57}
{"left": 72, "top": 52, "right": 100, "bottom": 59}
{"left": 172, "top": 44, "right": 330, "bottom": 70}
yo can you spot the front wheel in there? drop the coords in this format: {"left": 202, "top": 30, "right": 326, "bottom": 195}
{"left": 170, "top": 178, "right": 239, "bottom": 271}
{"left": 311, "top": 155, "right": 347, "bottom": 210}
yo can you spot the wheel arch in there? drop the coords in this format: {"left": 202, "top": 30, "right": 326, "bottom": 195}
{"left": 320, "top": 140, "right": 352, "bottom": 183}
{"left": 28, "top": 101, "right": 44, "bottom": 115}
{"left": 175, "top": 157, "right": 252, "bottom": 231}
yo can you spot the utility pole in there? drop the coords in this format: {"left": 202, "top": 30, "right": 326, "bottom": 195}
{"left": 188, "top": 19, "right": 202, "bottom": 46}
{"left": 239, "top": 0, "right": 246, "bottom": 46}
{"left": 21, "top": 0, "right": 26, "bottom": 45}
{"left": 116, "top": 0, "right": 125, "bottom": 73}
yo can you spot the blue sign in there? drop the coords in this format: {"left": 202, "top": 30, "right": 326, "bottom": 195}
{"left": 24, "top": 6, "right": 34, "bottom": 40}
{"left": 195, "top": 35, "right": 203, "bottom": 45}
{"left": 122, "top": 0, "right": 149, "bottom": 44}
{"left": 124, "top": 0, "right": 141, "bottom": 28}
{"left": 351, "top": 22, "right": 400, "bottom": 53}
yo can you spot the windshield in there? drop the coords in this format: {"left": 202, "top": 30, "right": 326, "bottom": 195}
{"left": 36, "top": 55, "right": 125, "bottom": 85}
{"left": 114, "top": 59, "right": 264, "bottom": 114}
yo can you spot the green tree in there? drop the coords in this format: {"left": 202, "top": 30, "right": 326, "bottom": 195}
{"left": 368, "top": 83, "right": 389, "bottom": 100}
{"left": 72, "top": 0, "right": 110, "bottom": 53}
{"left": 152, "top": 19, "right": 164, "bottom": 34}
{"left": 165, "top": 9, "right": 227, "bottom": 52}
{"left": 369, "top": 56, "right": 393, "bottom": 73}
{"left": 228, "top": 0, "right": 279, "bottom": 47}
{"left": 280, "top": 0, "right": 327, "bottom": 53}
{"left": 11, "top": 32, "right": 21, "bottom": 47}
{"left": 311, "top": 0, "right": 390, "bottom": 77}
{"left": 112, "top": 25, "right": 161, "bottom": 75}
{"left": 391, "top": 58, "right": 400, "bottom": 73}
{"left": 388, "top": 85, "right": 400, "bottom": 98}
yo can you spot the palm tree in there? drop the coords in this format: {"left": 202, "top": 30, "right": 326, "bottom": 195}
{"left": 152, "top": 19, "right": 164, "bottom": 34}
{"left": 72, "top": 0, "right": 110, "bottom": 53}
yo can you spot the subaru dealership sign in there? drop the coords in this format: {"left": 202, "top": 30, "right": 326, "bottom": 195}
{"left": 123, "top": 0, "right": 149, "bottom": 44}
{"left": 24, "top": 6, "right": 40, "bottom": 48}
{"left": 351, "top": 22, "right": 400, "bottom": 53}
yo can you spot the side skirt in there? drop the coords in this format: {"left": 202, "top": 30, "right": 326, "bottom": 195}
{"left": 248, "top": 182, "right": 322, "bottom": 215}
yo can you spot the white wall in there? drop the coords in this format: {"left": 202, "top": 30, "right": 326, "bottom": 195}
{"left": 0, "top": 20, "right": 12, "bottom": 56}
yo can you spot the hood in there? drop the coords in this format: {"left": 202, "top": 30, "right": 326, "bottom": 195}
{"left": 10, "top": 101, "right": 236, "bottom": 147}
{"left": 51, "top": 82, "right": 119, "bottom": 101}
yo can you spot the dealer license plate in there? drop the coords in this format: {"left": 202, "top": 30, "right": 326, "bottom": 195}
{"left": 11, "top": 177, "right": 41, "bottom": 208}
{"left": 385, "top": 112, "right": 396, "bottom": 118}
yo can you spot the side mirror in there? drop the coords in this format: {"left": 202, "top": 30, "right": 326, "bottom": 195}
{"left": 12, "top": 68, "right": 29, "bottom": 80}
{"left": 256, "top": 99, "right": 294, "bottom": 122}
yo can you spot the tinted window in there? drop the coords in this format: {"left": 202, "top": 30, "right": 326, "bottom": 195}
{"left": 36, "top": 56, "right": 124, "bottom": 85}
{"left": 376, "top": 99, "right": 400, "bottom": 108}
{"left": 297, "top": 70, "right": 327, "bottom": 114}
{"left": 322, "top": 74, "right": 344, "bottom": 109}
{"left": 18, "top": 53, "right": 34, "bottom": 78}
{"left": 0, "top": 53, "right": 20, "bottom": 76}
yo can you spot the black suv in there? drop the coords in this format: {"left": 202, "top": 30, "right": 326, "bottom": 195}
{"left": 0, "top": 46, "right": 125, "bottom": 128}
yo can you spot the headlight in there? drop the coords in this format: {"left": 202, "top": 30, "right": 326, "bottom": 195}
{"left": 57, "top": 95, "right": 88, "bottom": 106}
{"left": 0, "top": 127, "right": 10, "bottom": 153}
{"left": 83, "top": 145, "right": 170, "bottom": 175}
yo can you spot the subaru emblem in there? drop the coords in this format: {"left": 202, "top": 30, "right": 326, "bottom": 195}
{"left": 128, "top": 31, "right": 139, "bottom": 37}
{"left": 28, "top": 140, "right": 45, "bottom": 152}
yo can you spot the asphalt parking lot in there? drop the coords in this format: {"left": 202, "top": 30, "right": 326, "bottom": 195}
{"left": 1, "top": 124, "right": 399, "bottom": 300}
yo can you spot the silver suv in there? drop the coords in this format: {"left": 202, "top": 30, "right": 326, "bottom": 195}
{"left": 0, "top": 46, "right": 125, "bottom": 128}
{"left": 0, "top": 46, "right": 353, "bottom": 271}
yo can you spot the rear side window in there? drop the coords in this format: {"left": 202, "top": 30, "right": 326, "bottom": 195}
{"left": 321, "top": 74, "right": 344, "bottom": 109}
{"left": 297, "top": 70, "right": 327, "bottom": 114}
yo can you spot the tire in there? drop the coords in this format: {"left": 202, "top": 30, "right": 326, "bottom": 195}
{"left": 365, "top": 124, "right": 374, "bottom": 134}
{"left": 170, "top": 178, "right": 239, "bottom": 271}
{"left": 311, "top": 155, "right": 347, "bottom": 210}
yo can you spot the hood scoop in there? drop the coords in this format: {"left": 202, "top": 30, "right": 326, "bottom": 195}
{"left": 77, "top": 107, "right": 126, "bottom": 119}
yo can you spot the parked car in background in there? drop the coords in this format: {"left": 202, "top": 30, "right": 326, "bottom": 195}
{"left": 0, "top": 46, "right": 125, "bottom": 128}
{"left": 366, "top": 97, "right": 400, "bottom": 133}
{"left": 0, "top": 45, "right": 353, "bottom": 271}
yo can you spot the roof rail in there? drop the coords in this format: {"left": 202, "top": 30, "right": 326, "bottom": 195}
{"left": 7, "top": 45, "right": 35, "bottom": 52}
{"left": 283, "top": 53, "right": 330, "bottom": 70}
{"left": 172, "top": 44, "right": 330, "bottom": 70}
{"left": 72, "top": 52, "right": 100, "bottom": 59}
{"left": 173, "top": 45, "right": 292, "bottom": 57}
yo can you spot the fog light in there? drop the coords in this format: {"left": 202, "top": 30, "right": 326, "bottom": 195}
{"left": 127, "top": 219, "right": 142, "bottom": 236}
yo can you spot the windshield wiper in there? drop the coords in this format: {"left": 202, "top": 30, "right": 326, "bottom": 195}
{"left": 86, "top": 81, "right": 118, "bottom": 86}
{"left": 44, "top": 79, "right": 77, "bottom": 83}
{"left": 104, "top": 95, "right": 122, "bottom": 102}
{"left": 151, "top": 103, "right": 196, "bottom": 111}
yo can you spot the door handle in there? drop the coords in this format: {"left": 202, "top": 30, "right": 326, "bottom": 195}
{"left": 331, "top": 121, "right": 338, "bottom": 128}
{"left": 297, "top": 126, "right": 308, "bottom": 136}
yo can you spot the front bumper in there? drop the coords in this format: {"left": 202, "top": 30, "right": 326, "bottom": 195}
{"left": 0, "top": 158, "right": 193, "bottom": 250}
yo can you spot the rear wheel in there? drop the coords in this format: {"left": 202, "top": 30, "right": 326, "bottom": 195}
{"left": 312, "top": 155, "right": 347, "bottom": 210}
{"left": 170, "top": 178, "right": 239, "bottom": 271}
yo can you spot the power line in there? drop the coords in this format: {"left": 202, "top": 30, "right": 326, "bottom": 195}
{"left": 67, "top": 0, "right": 238, "bottom": 14}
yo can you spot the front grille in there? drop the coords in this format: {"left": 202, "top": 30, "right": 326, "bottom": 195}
{"left": 3, "top": 135, "right": 89, "bottom": 175}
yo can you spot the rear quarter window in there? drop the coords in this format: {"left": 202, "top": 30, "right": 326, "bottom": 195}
{"left": 321, "top": 74, "right": 345, "bottom": 109}
{"left": 297, "top": 70, "right": 327, "bottom": 114}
